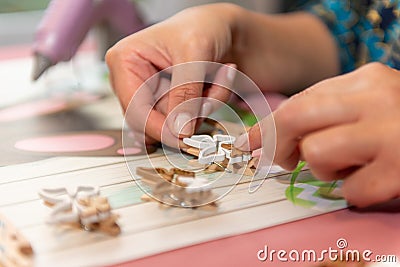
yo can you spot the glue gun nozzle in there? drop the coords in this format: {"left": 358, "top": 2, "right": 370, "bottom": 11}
{"left": 32, "top": 53, "right": 53, "bottom": 81}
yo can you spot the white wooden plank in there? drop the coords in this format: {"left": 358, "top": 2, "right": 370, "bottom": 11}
{"left": 0, "top": 151, "right": 291, "bottom": 207}
{"left": 1, "top": 178, "right": 288, "bottom": 230}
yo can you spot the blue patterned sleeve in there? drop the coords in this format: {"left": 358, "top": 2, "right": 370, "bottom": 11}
{"left": 288, "top": 1, "right": 362, "bottom": 73}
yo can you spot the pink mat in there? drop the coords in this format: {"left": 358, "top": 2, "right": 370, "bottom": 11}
{"left": 117, "top": 202, "right": 400, "bottom": 267}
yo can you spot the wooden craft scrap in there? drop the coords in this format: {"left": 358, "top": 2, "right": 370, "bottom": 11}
{"left": 0, "top": 213, "right": 33, "bottom": 267}
{"left": 136, "top": 167, "right": 218, "bottom": 208}
{"left": 38, "top": 186, "right": 120, "bottom": 236}
{"left": 183, "top": 134, "right": 255, "bottom": 176}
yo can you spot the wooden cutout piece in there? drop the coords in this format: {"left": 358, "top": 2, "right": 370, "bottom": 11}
{"left": 204, "top": 163, "right": 224, "bottom": 174}
{"left": 39, "top": 188, "right": 120, "bottom": 236}
{"left": 0, "top": 213, "right": 34, "bottom": 267}
{"left": 137, "top": 167, "right": 218, "bottom": 209}
{"left": 186, "top": 147, "right": 200, "bottom": 157}
{"left": 221, "top": 143, "right": 245, "bottom": 157}
{"left": 171, "top": 168, "right": 195, "bottom": 178}
{"left": 188, "top": 159, "right": 206, "bottom": 168}
{"left": 136, "top": 167, "right": 169, "bottom": 185}
{"left": 76, "top": 196, "right": 121, "bottom": 236}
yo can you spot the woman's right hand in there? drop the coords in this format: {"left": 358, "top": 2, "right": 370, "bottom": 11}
{"left": 106, "top": 3, "right": 242, "bottom": 146}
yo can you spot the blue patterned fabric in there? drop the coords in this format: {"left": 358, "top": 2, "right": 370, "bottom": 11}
{"left": 289, "top": 0, "right": 400, "bottom": 73}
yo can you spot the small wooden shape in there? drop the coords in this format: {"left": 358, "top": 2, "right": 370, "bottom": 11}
{"left": 154, "top": 167, "right": 174, "bottom": 181}
{"left": 204, "top": 163, "right": 225, "bottom": 174}
{"left": 182, "top": 135, "right": 214, "bottom": 149}
{"left": 185, "top": 147, "right": 200, "bottom": 157}
{"left": 136, "top": 167, "right": 195, "bottom": 186}
{"left": 188, "top": 159, "right": 206, "bottom": 169}
{"left": 0, "top": 213, "right": 34, "bottom": 267}
{"left": 231, "top": 147, "right": 251, "bottom": 159}
{"left": 183, "top": 134, "right": 253, "bottom": 171}
{"left": 198, "top": 145, "right": 225, "bottom": 164}
{"left": 171, "top": 168, "right": 195, "bottom": 178}
{"left": 137, "top": 167, "right": 217, "bottom": 209}
{"left": 38, "top": 187, "right": 120, "bottom": 236}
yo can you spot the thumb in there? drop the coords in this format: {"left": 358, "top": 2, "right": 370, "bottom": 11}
{"left": 234, "top": 123, "right": 261, "bottom": 152}
{"left": 234, "top": 113, "right": 275, "bottom": 152}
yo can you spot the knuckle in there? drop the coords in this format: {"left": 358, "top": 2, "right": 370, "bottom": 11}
{"left": 105, "top": 46, "right": 118, "bottom": 66}
{"left": 359, "top": 62, "right": 388, "bottom": 73}
{"left": 300, "top": 137, "right": 324, "bottom": 167}
{"left": 171, "top": 86, "right": 200, "bottom": 100}
{"left": 105, "top": 39, "right": 131, "bottom": 66}
{"left": 275, "top": 103, "right": 296, "bottom": 130}
{"left": 354, "top": 62, "right": 387, "bottom": 85}
{"left": 105, "top": 45, "right": 126, "bottom": 69}
{"left": 182, "top": 31, "right": 212, "bottom": 52}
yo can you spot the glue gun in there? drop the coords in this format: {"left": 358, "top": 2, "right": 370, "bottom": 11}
{"left": 32, "top": 0, "right": 145, "bottom": 81}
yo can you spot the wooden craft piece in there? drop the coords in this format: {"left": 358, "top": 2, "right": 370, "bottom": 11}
{"left": 204, "top": 163, "right": 226, "bottom": 174}
{"left": 182, "top": 135, "right": 214, "bottom": 149}
{"left": 136, "top": 167, "right": 217, "bottom": 208}
{"left": 0, "top": 213, "right": 34, "bottom": 267}
{"left": 183, "top": 134, "right": 255, "bottom": 175}
{"left": 188, "top": 159, "right": 207, "bottom": 169}
{"left": 38, "top": 186, "right": 120, "bottom": 236}
{"left": 198, "top": 145, "right": 225, "bottom": 164}
{"left": 185, "top": 147, "right": 200, "bottom": 157}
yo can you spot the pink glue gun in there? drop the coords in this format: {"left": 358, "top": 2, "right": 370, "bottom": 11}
{"left": 32, "top": 0, "right": 144, "bottom": 81}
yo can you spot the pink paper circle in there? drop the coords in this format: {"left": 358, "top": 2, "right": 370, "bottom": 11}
{"left": 15, "top": 134, "right": 115, "bottom": 152}
{"left": 0, "top": 99, "right": 68, "bottom": 122}
{"left": 117, "top": 147, "right": 141, "bottom": 155}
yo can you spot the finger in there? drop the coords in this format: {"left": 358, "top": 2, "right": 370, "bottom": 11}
{"left": 235, "top": 123, "right": 260, "bottom": 151}
{"left": 167, "top": 62, "right": 207, "bottom": 137}
{"left": 342, "top": 160, "right": 400, "bottom": 207}
{"left": 123, "top": 80, "right": 180, "bottom": 147}
{"left": 107, "top": 50, "right": 166, "bottom": 144}
{"left": 106, "top": 48, "right": 160, "bottom": 111}
{"left": 300, "top": 122, "right": 379, "bottom": 181}
{"left": 235, "top": 75, "right": 358, "bottom": 151}
{"left": 234, "top": 113, "right": 275, "bottom": 154}
{"left": 200, "top": 64, "right": 237, "bottom": 117}
{"left": 125, "top": 107, "right": 183, "bottom": 148}
{"left": 154, "top": 95, "right": 168, "bottom": 115}
{"left": 154, "top": 78, "right": 171, "bottom": 115}
{"left": 235, "top": 114, "right": 277, "bottom": 173}
{"left": 274, "top": 90, "right": 361, "bottom": 169}
{"left": 235, "top": 78, "right": 362, "bottom": 170}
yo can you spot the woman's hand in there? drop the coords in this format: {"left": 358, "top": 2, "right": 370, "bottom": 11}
{"left": 239, "top": 63, "right": 400, "bottom": 207}
{"left": 106, "top": 3, "right": 241, "bottom": 145}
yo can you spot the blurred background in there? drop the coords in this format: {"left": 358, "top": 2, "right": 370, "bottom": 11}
{"left": 0, "top": 0, "right": 283, "bottom": 108}
{"left": 0, "top": 0, "right": 282, "bottom": 46}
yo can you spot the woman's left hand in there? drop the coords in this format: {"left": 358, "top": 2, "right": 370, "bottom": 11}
{"left": 238, "top": 63, "right": 400, "bottom": 207}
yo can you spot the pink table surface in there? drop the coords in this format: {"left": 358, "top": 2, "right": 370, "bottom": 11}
{"left": 117, "top": 202, "right": 400, "bottom": 267}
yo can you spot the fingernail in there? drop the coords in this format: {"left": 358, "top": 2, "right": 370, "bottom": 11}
{"left": 234, "top": 133, "right": 249, "bottom": 150}
{"left": 227, "top": 64, "right": 237, "bottom": 82}
{"left": 200, "top": 102, "right": 213, "bottom": 117}
{"left": 174, "top": 113, "right": 193, "bottom": 136}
